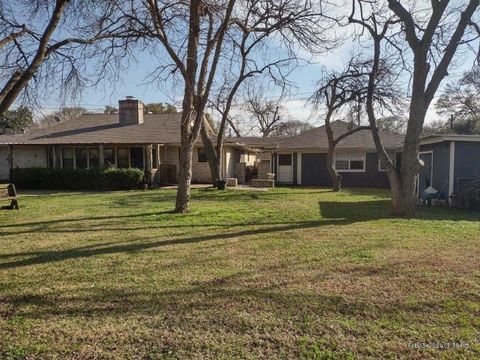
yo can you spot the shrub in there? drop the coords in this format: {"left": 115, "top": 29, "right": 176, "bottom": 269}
{"left": 456, "top": 178, "right": 480, "bottom": 211}
{"left": 11, "top": 167, "right": 144, "bottom": 191}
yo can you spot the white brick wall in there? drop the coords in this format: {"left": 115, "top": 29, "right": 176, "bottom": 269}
{"left": 0, "top": 145, "right": 48, "bottom": 181}
{"left": 13, "top": 146, "right": 48, "bottom": 169}
{"left": 0, "top": 146, "right": 9, "bottom": 180}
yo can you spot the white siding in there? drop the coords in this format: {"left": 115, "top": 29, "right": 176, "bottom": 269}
{"left": 0, "top": 146, "right": 9, "bottom": 180}
{"left": 13, "top": 146, "right": 48, "bottom": 169}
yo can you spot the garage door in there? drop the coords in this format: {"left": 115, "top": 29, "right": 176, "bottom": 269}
{"left": 301, "top": 153, "right": 331, "bottom": 186}
{"left": 0, "top": 146, "right": 9, "bottom": 180}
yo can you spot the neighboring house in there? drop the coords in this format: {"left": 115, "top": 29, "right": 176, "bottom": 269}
{"left": 266, "top": 120, "right": 404, "bottom": 187}
{"left": 418, "top": 134, "right": 480, "bottom": 201}
{"left": 0, "top": 98, "right": 252, "bottom": 184}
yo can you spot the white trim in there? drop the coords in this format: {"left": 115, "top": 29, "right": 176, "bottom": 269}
{"left": 448, "top": 141, "right": 455, "bottom": 199}
{"left": 417, "top": 150, "right": 434, "bottom": 197}
{"left": 421, "top": 135, "right": 480, "bottom": 145}
{"left": 276, "top": 152, "right": 294, "bottom": 184}
{"left": 297, "top": 152, "right": 302, "bottom": 185}
{"left": 334, "top": 152, "right": 366, "bottom": 172}
{"left": 378, "top": 151, "right": 396, "bottom": 172}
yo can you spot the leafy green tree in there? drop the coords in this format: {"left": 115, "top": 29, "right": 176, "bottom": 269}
{"left": 0, "top": 106, "right": 34, "bottom": 134}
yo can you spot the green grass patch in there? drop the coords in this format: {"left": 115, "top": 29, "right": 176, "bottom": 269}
{"left": 0, "top": 187, "right": 479, "bottom": 359}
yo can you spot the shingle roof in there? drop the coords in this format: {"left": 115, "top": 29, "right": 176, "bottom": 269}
{"left": 231, "top": 136, "right": 287, "bottom": 148}
{"left": 0, "top": 113, "right": 215, "bottom": 145}
{"left": 277, "top": 120, "right": 404, "bottom": 150}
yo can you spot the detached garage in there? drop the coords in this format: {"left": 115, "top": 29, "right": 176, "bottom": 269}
{"left": 419, "top": 134, "right": 480, "bottom": 202}
{"left": 272, "top": 120, "right": 404, "bottom": 188}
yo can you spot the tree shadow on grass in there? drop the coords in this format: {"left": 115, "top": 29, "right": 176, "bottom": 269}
{"left": 0, "top": 219, "right": 350, "bottom": 270}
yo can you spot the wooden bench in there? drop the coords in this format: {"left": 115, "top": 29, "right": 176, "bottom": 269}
{"left": 0, "top": 183, "right": 19, "bottom": 210}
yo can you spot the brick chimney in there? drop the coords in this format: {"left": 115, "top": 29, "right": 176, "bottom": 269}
{"left": 118, "top": 96, "right": 144, "bottom": 125}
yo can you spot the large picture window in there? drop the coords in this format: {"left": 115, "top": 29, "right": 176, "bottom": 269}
{"left": 334, "top": 153, "right": 365, "bottom": 172}
{"left": 379, "top": 151, "right": 396, "bottom": 171}
{"left": 117, "top": 148, "right": 129, "bottom": 168}
{"left": 197, "top": 147, "right": 207, "bottom": 162}
{"left": 104, "top": 147, "right": 115, "bottom": 167}
{"left": 75, "top": 147, "right": 88, "bottom": 169}
{"left": 62, "top": 147, "right": 74, "bottom": 169}
{"left": 278, "top": 154, "right": 292, "bottom": 166}
{"left": 89, "top": 148, "right": 99, "bottom": 168}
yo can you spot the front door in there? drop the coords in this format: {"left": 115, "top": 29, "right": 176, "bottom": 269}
{"left": 418, "top": 152, "right": 433, "bottom": 195}
{"left": 277, "top": 154, "right": 292, "bottom": 184}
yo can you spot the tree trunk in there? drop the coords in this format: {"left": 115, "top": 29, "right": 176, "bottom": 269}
{"left": 175, "top": 141, "right": 194, "bottom": 213}
{"left": 324, "top": 111, "right": 341, "bottom": 191}
{"left": 200, "top": 121, "right": 221, "bottom": 185}
{"left": 326, "top": 147, "right": 341, "bottom": 191}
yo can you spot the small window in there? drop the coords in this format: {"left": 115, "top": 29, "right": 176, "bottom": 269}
{"left": 334, "top": 155, "right": 349, "bottom": 170}
{"left": 62, "top": 147, "right": 74, "bottom": 169}
{"left": 334, "top": 153, "right": 365, "bottom": 172}
{"left": 197, "top": 147, "right": 207, "bottom": 162}
{"left": 279, "top": 154, "right": 292, "bottom": 166}
{"left": 117, "top": 148, "right": 129, "bottom": 168}
{"left": 75, "top": 147, "right": 88, "bottom": 169}
{"left": 89, "top": 148, "right": 99, "bottom": 168}
{"left": 379, "top": 151, "right": 396, "bottom": 171}
{"left": 104, "top": 147, "right": 115, "bottom": 167}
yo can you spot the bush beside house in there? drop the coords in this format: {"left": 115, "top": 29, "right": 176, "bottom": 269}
{"left": 11, "top": 168, "right": 144, "bottom": 190}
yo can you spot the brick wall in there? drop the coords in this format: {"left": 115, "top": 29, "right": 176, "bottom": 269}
{"left": 13, "top": 146, "right": 48, "bottom": 169}
{"left": 0, "top": 146, "right": 9, "bottom": 180}
{"left": 163, "top": 145, "right": 212, "bottom": 183}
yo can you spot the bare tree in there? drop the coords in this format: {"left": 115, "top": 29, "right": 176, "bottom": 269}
{"left": 0, "top": 0, "right": 134, "bottom": 116}
{"left": 272, "top": 120, "right": 314, "bottom": 136}
{"left": 199, "top": 0, "right": 336, "bottom": 184}
{"left": 349, "top": 0, "right": 479, "bottom": 216}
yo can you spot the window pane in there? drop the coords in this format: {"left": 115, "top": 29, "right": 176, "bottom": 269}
{"left": 89, "top": 148, "right": 99, "bottom": 168}
{"left": 335, "top": 155, "right": 349, "bottom": 170}
{"left": 117, "top": 148, "right": 129, "bottom": 168}
{"left": 62, "top": 147, "right": 74, "bottom": 169}
{"left": 350, "top": 160, "right": 364, "bottom": 170}
{"left": 379, "top": 151, "right": 395, "bottom": 171}
{"left": 279, "top": 154, "right": 291, "bottom": 166}
{"left": 75, "top": 148, "right": 88, "bottom": 169}
{"left": 104, "top": 148, "right": 115, "bottom": 167}
{"left": 197, "top": 147, "right": 207, "bottom": 162}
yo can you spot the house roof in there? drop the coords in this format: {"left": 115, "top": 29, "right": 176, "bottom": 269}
{"left": 420, "top": 134, "right": 480, "bottom": 145}
{"left": 277, "top": 120, "right": 404, "bottom": 150}
{"left": 0, "top": 113, "right": 217, "bottom": 145}
{"left": 231, "top": 136, "right": 287, "bottom": 148}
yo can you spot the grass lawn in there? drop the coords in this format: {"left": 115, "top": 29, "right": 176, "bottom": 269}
{"left": 0, "top": 187, "right": 479, "bottom": 359}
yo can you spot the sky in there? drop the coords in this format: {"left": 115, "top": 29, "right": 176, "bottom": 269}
{"left": 9, "top": 0, "right": 478, "bottom": 131}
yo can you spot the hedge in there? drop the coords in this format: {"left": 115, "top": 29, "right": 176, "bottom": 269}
{"left": 11, "top": 167, "right": 144, "bottom": 191}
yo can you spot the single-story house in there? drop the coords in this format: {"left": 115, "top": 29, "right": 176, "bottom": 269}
{"left": 418, "top": 134, "right": 480, "bottom": 201}
{"left": 266, "top": 120, "right": 404, "bottom": 187}
{"left": 0, "top": 98, "right": 256, "bottom": 184}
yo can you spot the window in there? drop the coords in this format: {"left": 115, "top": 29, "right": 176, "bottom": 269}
{"left": 334, "top": 155, "right": 349, "bottom": 170}
{"left": 62, "top": 147, "right": 74, "bottom": 169}
{"left": 104, "top": 147, "right": 115, "bottom": 167}
{"left": 278, "top": 154, "right": 292, "bottom": 166}
{"left": 197, "top": 147, "right": 207, "bottom": 162}
{"left": 75, "top": 147, "right": 88, "bottom": 169}
{"left": 334, "top": 153, "right": 365, "bottom": 172}
{"left": 89, "top": 148, "right": 99, "bottom": 168}
{"left": 379, "top": 151, "right": 396, "bottom": 171}
{"left": 117, "top": 148, "right": 129, "bottom": 168}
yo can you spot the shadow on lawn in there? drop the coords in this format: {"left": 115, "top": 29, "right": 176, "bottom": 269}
{"left": 2, "top": 271, "right": 368, "bottom": 322}
{"left": 0, "top": 219, "right": 349, "bottom": 269}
